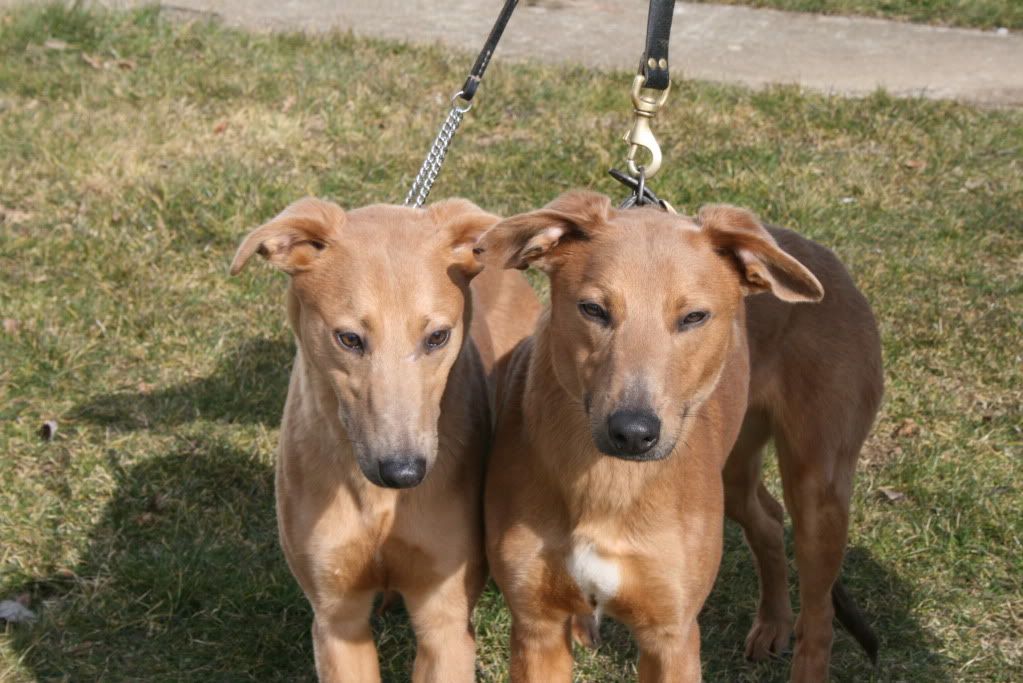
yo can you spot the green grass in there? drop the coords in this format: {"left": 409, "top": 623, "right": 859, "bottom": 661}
{"left": 686, "top": 0, "right": 1023, "bottom": 30}
{"left": 1, "top": 3, "right": 1021, "bottom": 681}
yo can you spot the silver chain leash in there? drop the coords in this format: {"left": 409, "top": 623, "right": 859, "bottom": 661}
{"left": 404, "top": 93, "right": 472, "bottom": 208}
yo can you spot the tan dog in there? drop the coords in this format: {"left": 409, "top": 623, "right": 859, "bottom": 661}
{"left": 477, "top": 190, "right": 880, "bottom": 682}
{"left": 231, "top": 197, "right": 539, "bottom": 682}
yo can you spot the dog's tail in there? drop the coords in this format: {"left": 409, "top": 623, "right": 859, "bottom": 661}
{"left": 831, "top": 579, "right": 879, "bottom": 665}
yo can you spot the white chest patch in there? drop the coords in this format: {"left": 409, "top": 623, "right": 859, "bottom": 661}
{"left": 567, "top": 541, "right": 620, "bottom": 617}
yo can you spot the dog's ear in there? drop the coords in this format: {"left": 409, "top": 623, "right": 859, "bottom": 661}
{"left": 698, "top": 204, "right": 824, "bottom": 303}
{"left": 427, "top": 198, "right": 501, "bottom": 280}
{"left": 230, "top": 197, "right": 345, "bottom": 275}
{"left": 475, "top": 190, "right": 612, "bottom": 272}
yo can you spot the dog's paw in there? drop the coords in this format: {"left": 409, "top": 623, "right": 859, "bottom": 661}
{"left": 744, "top": 615, "right": 793, "bottom": 662}
{"left": 571, "top": 613, "right": 602, "bottom": 649}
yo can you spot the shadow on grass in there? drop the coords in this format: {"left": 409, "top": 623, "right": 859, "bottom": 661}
{"left": 698, "top": 522, "right": 953, "bottom": 682}
{"left": 6, "top": 435, "right": 425, "bottom": 681}
{"left": 13, "top": 340, "right": 949, "bottom": 680}
{"left": 6, "top": 441, "right": 949, "bottom": 681}
{"left": 71, "top": 336, "right": 295, "bottom": 430}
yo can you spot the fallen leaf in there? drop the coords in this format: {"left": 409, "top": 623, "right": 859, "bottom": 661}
{"left": 115, "top": 58, "right": 136, "bottom": 71}
{"left": 137, "top": 381, "right": 155, "bottom": 394}
{"left": 0, "top": 600, "right": 37, "bottom": 624}
{"left": 43, "top": 38, "right": 68, "bottom": 51}
{"left": 38, "top": 420, "right": 58, "bottom": 441}
{"left": 66, "top": 641, "right": 96, "bottom": 655}
{"left": 892, "top": 418, "right": 920, "bottom": 438}
{"left": 281, "top": 95, "right": 296, "bottom": 113}
{"left": 213, "top": 120, "right": 229, "bottom": 134}
{"left": 0, "top": 204, "right": 33, "bottom": 225}
{"left": 148, "top": 493, "right": 169, "bottom": 512}
{"left": 81, "top": 53, "right": 103, "bottom": 70}
{"left": 135, "top": 511, "right": 156, "bottom": 526}
{"left": 903, "top": 159, "right": 927, "bottom": 171}
{"left": 877, "top": 487, "right": 906, "bottom": 503}
{"left": 2, "top": 319, "right": 19, "bottom": 334}
{"left": 963, "top": 178, "right": 985, "bottom": 190}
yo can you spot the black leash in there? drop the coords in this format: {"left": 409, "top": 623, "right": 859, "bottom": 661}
{"left": 405, "top": 0, "right": 519, "bottom": 207}
{"left": 639, "top": 0, "right": 675, "bottom": 92}
{"left": 610, "top": 0, "right": 677, "bottom": 211}
{"left": 461, "top": 0, "right": 519, "bottom": 103}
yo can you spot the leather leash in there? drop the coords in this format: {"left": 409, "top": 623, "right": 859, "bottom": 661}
{"left": 611, "top": 0, "right": 678, "bottom": 212}
{"left": 405, "top": 0, "right": 519, "bottom": 208}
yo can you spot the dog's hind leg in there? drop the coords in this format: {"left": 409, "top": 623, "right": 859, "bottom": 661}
{"left": 724, "top": 410, "right": 794, "bottom": 662}
{"left": 774, "top": 420, "right": 860, "bottom": 683}
{"left": 311, "top": 590, "right": 381, "bottom": 683}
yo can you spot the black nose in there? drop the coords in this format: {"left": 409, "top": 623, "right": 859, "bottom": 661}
{"left": 377, "top": 456, "right": 427, "bottom": 488}
{"left": 606, "top": 410, "right": 661, "bottom": 457}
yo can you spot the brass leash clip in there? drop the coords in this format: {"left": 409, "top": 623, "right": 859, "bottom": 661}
{"left": 624, "top": 74, "right": 671, "bottom": 179}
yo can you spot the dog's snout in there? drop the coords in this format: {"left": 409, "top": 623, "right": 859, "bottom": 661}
{"left": 606, "top": 410, "right": 661, "bottom": 458}
{"left": 377, "top": 455, "right": 427, "bottom": 489}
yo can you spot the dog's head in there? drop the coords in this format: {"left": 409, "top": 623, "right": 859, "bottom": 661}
{"left": 476, "top": 190, "right": 823, "bottom": 461}
{"left": 231, "top": 197, "right": 496, "bottom": 488}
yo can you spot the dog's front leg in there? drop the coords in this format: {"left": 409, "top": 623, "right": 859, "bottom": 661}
{"left": 311, "top": 591, "right": 380, "bottom": 683}
{"left": 634, "top": 621, "right": 702, "bottom": 683}
{"left": 509, "top": 613, "right": 573, "bottom": 683}
{"left": 404, "top": 574, "right": 481, "bottom": 683}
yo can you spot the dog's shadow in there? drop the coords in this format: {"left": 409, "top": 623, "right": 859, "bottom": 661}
{"left": 700, "top": 521, "right": 952, "bottom": 682}
{"left": 9, "top": 338, "right": 950, "bottom": 681}
{"left": 71, "top": 336, "right": 296, "bottom": 430}
{"left": 7, "top": 432, "right": 427, "bottom": 681}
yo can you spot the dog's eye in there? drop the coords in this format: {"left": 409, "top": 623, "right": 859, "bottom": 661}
{"left": 425, "top": 329, "right": 451, "bottom": 350}
{"left": 578, "top": 301, "right": 610, "bottom": 325}
{"left": 335, "top": 331, "right": 364, "bottom": 352}
{"left": 678, "top": 311, "right": 710, "bottom": 330}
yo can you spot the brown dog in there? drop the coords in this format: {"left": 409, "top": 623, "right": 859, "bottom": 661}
{"left": 231, "top": 197, "right": 539, "bottom": 682}
{"left": 477, "top": 190, "right": 880, "bottom": 682}
{"left": 726, "top": 216, "right": 882, "bottom": 679}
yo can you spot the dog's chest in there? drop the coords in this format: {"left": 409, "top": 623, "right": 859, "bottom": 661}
{"left": 566, "top": 540, "right": 620, "bottom": 613}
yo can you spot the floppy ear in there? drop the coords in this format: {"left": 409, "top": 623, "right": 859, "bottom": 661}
{"left": 427, "top": 198, "right": 501, "bottom": 280}
{"left": 474, "top": 190, "right": 612, "bottom": 272}
{"left": 698, "top": 204, "right": 824, "bottom": 303}
{"left": 230, "top": 197, "right": 345, "bottom": 275}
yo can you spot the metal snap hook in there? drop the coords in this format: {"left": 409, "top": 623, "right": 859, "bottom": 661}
{"left": 623, "top": 74, "right": 670, "bottom": 178}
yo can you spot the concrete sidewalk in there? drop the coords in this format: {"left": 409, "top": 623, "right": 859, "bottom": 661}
{"left": 13, "top": 0, "right": 1023, "bottom": 106}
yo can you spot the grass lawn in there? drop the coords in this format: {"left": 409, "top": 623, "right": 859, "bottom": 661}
{"left": 1, "top": 3, "right": 1021, "bottom": 681}
{"left": 686, "top": 0, "right": 1023, "bottom": 30}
